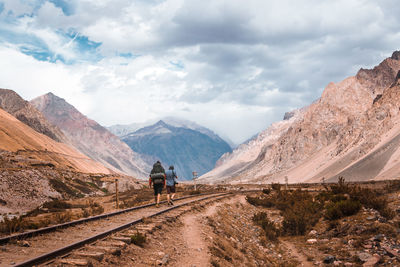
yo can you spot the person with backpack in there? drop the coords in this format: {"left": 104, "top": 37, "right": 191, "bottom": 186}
{"left": 165, "top": 165, "right": 178, "bottom": 205}
{"left": 149, "top": 161, "right": 166, "bottom": 207}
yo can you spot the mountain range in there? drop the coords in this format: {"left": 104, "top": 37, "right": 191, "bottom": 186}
{"left": 0, "top": 89, "right": 120, "bottom": 213}
{"left": 120, "top": 120, "right": 232, "bottom": 180}
{"left": 200, "top": 51, "right": 400, "bottom": 184}
{"left": 30, "top": 93, "right": 151, "bottom": 178}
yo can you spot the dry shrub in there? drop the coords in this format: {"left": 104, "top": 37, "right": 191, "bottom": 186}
{"left": 384, "top": 180, "right": 400, "bottom": 193}
{"left": 281, "top": 199, "right": 322, "bottom": 236}
{"left": 349, "top": 186, "right": 395, "bottom": 219}
{"left": 364, "top": 222, "right": 397, "bottom": 237}
{"left": 49, "top": 178, "right": 78, "bottom": 197}
{"left": 247, "top": 189, "right": 324, "bottom": 236}
{"left": 262, "top": 188, "right": 271, "bottom": 195}
{"left": 88, "top": 200, "right": 104, "bottom": 215}
{"left": 330, "top": 176, "right": 349, "bottom": 194}
{"left": 82, "top": 208, "right": 90, "bottom": 218}
{"left": 0, "top": 216, "right": 26, "bottom": 234}
{"left": 271, "top": 183, "right": 281, "bottom": 191}
{"left": 131, "top": 231, "right": 146, "bottom": 247}
{"left": 324, "top": 200, "right": 361, "bottom": 221}
{"left": 53, "top": 211, "right": 72, "bottom": 224}
{"left": 43, "top": 199, "right": 72, "bottom": 211}
{"left": 189, "top": 190, "right": 201, "bottom": 195}
{"left": 246, "top": 195, "right": 275, "bottom": 208}
{"left": 252, "top": 212, "right": 279, "bottom": 241}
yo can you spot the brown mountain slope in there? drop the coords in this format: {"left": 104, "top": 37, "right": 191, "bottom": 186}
{"left": 31, "top": 93, "right": 150, "bottom": 178}
{"left": 201, "top": 50, "right": 400, "bottom": 184}
{"left": 0, "top": 107, "right": 110, "bottom": 173}
{"left": 0, "top": 88, "right": 67, "bottom": 143}
{"left": 0, "top": 106, "right": 119, "bottom": 213}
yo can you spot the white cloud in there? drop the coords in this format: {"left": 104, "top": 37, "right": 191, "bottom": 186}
{"left": 0, "top": 0, "right": 399, "bottom": 144}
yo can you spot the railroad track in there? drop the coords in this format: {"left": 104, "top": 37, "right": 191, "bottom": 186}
{"left": 0, "top": 192, "right": 233, "bottom": 267}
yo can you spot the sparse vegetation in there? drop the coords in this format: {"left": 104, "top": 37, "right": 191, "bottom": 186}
{"left": 0, "top": 216, "right": 26, "bottom": 234}
{"left": 252, "top": 212, "right": 279, "bottom": 241}
{"left": 131, "top": 231, "right": 146, "bottom": 247}
{"left": 324, "top": 199, "right": 361, "bottom": 221}
{"left": 262, "top": 188, "right": 271, "bottom": 195}
{"left": 189, "top": 190, "right": 201, "bottom": 195}
{"left": 49, "top": 178, "right": 79, "bottom": 197}
{"left": 247, "top": 177, "right": 396, "bottom": 237}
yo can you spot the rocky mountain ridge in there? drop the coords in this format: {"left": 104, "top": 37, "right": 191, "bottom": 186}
{"left": 200, "top": 51, "right": 400, "bottom": 184}
{"left": 31, "top": 93, "right": 151, "bottom": 178}
{"left": 0, "top": 89, "right": 67, "bottom": 143}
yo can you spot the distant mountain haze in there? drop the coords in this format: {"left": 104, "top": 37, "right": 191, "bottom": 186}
{"left": 30, "top": 93, "right": 151, "bottom": 178}
{"left": 121, "top": 120, "right": 232, "bottom": 180}
{"left": 200, "top": 50, "right": 400, "bottom": 184}
{"left": 108, "top": 117, "right": 237, "bottom": 149}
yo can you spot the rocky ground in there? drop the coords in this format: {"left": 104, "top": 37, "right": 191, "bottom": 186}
{"left": 1, "top": 181, "right": 399, "bottom": 266}
{"left": 0, "top": 149, "right": 141, "bottom": 215}
{"left": 89, "top": 194, "right": 302, "bottom": 266}
{"left": 95, "top": 185, "right": 400, "bottom": 266}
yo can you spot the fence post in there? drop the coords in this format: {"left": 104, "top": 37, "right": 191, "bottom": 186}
{"left": 115, "top": 179, "right": 119, "bottom": 209}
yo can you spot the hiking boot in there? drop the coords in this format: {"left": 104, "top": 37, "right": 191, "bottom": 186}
{"left": 156, "top": 204, "right": 159, "bottom": 208}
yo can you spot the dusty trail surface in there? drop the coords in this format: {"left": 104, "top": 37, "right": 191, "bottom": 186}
{"left": 175, "top": 196, "right": 237, "bottom": 266}
{"left": 121, "top": 193, "right": 299, "bottom": 266}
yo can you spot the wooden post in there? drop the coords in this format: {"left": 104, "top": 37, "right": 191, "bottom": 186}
{"left": 285, "top": 176, "right": 288, "bottom": 190}
{"left": 115, "top": 179, "right": 119, "bottom": 209}
{"left": 192, "top": 171, "right": 198, "bottom": 191}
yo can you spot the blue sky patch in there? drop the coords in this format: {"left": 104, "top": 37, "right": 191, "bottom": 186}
{"left": 20, "top": 45, "right": 65, "bottom": 63}
{"left": 49, "top": 0, "right": 74, "bottom": 16}
{"left": 169, "top": 60, "right": 184, "bottom": 69}
{"left": 65, "top": 31, "right": 102, "bottom": 52}
{"left": 0, "top": 2, "right": 4, "bottom": 14}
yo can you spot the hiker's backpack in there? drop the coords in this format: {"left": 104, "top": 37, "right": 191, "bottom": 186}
{"left": 150, "top": 173, "right": 165, "bottom": 184}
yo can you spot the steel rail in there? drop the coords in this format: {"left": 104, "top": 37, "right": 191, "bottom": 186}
{"left": 13, "top": 192, "right": 231, "bottom": 267}
{"left": 0, "top": 192, "right": 222, "bottom": 245}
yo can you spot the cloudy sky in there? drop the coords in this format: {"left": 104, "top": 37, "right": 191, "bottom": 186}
{"left": 0, "top": 0, "right": 399, "bottom": 144}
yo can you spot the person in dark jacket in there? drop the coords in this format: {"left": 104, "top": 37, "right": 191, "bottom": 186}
{"left": 165, "top": 165, "right": 178, "bottom": 205}
{"left": 149, "top": 161, "right": 166, "bottom": 207}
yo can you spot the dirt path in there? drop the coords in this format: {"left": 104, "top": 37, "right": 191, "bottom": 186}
{"left": 280, "top": 240, "right": 313, "bottom": 267}
{"left": 174, "top": 196, "right": 238, "bottom": 267}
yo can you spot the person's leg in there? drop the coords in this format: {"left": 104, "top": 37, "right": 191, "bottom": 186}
{"left": 157, "top": 193, "right": 161, "bottom": 205}
{"left": 153, "top": 186, "right": 157, "bottom": 203}
{"left": 171, "top": 185, "right": 176, "bottom": 201}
